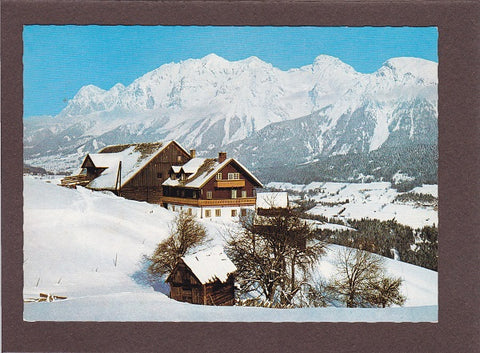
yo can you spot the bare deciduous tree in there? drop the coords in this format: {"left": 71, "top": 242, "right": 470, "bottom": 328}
{"left": 226, "top": 208, "right": 326, "bottom": 306}
{"left": 366, "top": 276, "right": 406, "bottom": 308}
{"left": 148, "top": 211, "right": 208, "bottom": 276}
{"left": 330, "top": 247, "right": 406, "bottom": 308}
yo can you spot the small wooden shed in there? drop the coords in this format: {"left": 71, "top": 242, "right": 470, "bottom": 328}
{"left": 166, "top": 246, "right": 237, "bottom": 306}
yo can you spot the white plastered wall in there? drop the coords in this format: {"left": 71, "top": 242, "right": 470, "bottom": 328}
{"left": 166, "top": 204, "right": 255, "bottom": 219}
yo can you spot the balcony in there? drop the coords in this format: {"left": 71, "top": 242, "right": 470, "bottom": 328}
{"left": 161, "top": 196, "right": 256, "bottom": 207}
{"left": 215, "top": 179, "right": 245, "bottom": 188}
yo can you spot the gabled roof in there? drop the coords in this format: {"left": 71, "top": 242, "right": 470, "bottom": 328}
{"left": 162, "top": 157, "right": 263, "bottom": 189}
{"left": 88, "top": 153, "right": 121, "bottom": 169}
{"left": 180, "top": 246, "right": 237, "bottom": 285}
{"left": 256, "top": 192, "right": 289, "bottom": 209}
{"left": 85, "top": 140, "right": 188, "bottom": 190}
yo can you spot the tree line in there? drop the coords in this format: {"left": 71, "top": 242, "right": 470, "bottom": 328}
{"left": 325, "top": 218, "right": 438, "bottom": 271}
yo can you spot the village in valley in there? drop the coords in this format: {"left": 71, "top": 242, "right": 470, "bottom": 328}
{"left": 22, "top": 26, "right": 438, "bottom": 322}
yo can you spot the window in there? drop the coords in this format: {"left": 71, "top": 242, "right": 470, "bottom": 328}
{"left": 205, "top": 209, "right": 211, "bottom": 218}
{"left": 192, "top": 191, "right": 197, "bottom": 199}
{"left": 217, "top": 173, "right": 222, "bottom": 180}
{"left": 228, "top": 173, "right": 240, "bottom": 180}
{"left": 206, "top": 191, "right": 212, "bottom": 199}
{"left": 171, "top": 174, "right": 176, "bottom": 180}
{"left": 231, "top": 209, "right": 237, "bottom": 217}
{"left": 187, "top": 208, "right": 192, "bottom": 216}
{"left": 231, "top": 189, "right": 237, "bottom": 199}
{"left": 253, "top": 189, "right": 256, "bottom": 196}
{"left": 177, "top": 155, "right": 182, "bottom": 162}
{"left": 180, "top": 173, "right": 187, "bottom": 181}
{"left": 172, "top": 205, "right": 175, "bottom": 212}
{"left": 215, "top": 209, "right": 221, "bottom": 217}
{"left": 241, "top": 190, "right": 247, "bottom": 198}
{"left": 157, "top": 172, "right": 163, "bottom": 179}
{"left": 240, "top": 208, "right": 247, "bottom": 217}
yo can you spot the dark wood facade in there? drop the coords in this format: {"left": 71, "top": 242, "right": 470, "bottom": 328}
{"left": 162, "top": 158, "right": 260, "bottom": 208}
{"left": 200, "top": 162, "right": 257, "bottom": 200}
{"left": 166, "top": 260, "right": 235, "bottom": 306}
{"left": 118, "top": 142, "right": 191, "bottom": 203}
{"left": 62, "top": 141, "right": 192, "bottom": 203}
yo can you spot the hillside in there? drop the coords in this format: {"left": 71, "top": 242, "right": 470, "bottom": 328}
{"left": 23, "top": 176, "right": 437, "bottom": 322}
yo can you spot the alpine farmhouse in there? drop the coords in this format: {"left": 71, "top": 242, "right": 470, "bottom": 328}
{"left": 61, "top": 141, "right": 264, "bottom": 218}
{"left": 162, "top": 151, "right": 263, "bottom": 218}
{"left": 60, "top": 140, "right": 192, "bottom": 203}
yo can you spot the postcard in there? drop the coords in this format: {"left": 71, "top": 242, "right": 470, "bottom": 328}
{"left": 23, "top": 25, "right": 438, "bottom": 323}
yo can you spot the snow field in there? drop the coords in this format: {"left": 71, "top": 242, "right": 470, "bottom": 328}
{"left": 24, "top": 177, "right": 175, "bottom": 298}
{"left": 315, "top": 245, "right": 437, "bottom": 307}
{"left": 269, "top": 181, "right": 438, "bottom": 229}
{"left": 23, "top": 176, "right": 437, "bottom": 321}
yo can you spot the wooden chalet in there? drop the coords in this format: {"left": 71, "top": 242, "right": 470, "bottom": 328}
{"left": 60, "top": 141, "right": 192, "bottom": 203}
{"left": 161, "top": 152, "right": 263, "bottom": 218}
{"left": 166, "top": 246, "right": 237, "bottom": 306}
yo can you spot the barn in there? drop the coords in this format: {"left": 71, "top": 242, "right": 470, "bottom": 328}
{"left": 60, "top": 140, "right": 192, "bottom": 203}
{"left": 166, "top": 246, "right": 237, "bottom": 306}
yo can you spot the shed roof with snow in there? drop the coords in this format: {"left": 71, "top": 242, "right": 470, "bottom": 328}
{"left": 170, "top": 246, "right": 237, "bottom": 285}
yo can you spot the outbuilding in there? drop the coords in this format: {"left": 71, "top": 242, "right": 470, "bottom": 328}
{"left": 166, "top": 246, "right": 237, "bottom": 306}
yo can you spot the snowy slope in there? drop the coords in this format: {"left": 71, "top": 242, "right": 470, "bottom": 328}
{"left": 23, "top": 176, "right": 437, "bottom": 321}
{"left": 24, "top": 54, "right": 437, "bottom": 173}
{"left": 269, "top": 181, "right": 438, "bottom": 229}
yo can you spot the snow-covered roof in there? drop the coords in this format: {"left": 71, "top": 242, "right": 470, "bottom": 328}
{"left": 86, "top": 141, "right": 181, "bottom": 190}
{"left": 181, "top": 246, "right": 237, "bottom": 285}
{"left": 88, "top": 153, "right": 121, "bottom": 169}
{"left": 181, "top": 157, "right": 208, "bottom": 175}
{"left": 163, "top": 157, "right": 263, "bottom": 189}
{"left": 256, "top": 192, "right": 289, "bottom": 209}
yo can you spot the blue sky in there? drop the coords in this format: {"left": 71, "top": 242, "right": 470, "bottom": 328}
{"left": 23, "top": 26, "right": 438, "bottom": 118}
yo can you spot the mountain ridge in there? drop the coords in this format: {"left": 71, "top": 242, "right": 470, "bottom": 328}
{"left": 24, "top": 53, "right": 438, "bottom": 182}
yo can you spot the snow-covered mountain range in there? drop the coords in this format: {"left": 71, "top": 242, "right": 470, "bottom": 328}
{"left": 24, "top": 54, "right": 438, "bottom": 180}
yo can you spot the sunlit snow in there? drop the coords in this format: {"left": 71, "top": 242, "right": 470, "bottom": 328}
{"left": 24, "top": 176, "right": 437, "bottom": 322}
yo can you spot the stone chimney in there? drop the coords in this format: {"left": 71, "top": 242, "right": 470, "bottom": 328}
{"left": 218, "top": 152, "right": 227, "bottom": 163}
{"left": 190, "top": 149, "right": 196, "bottom": 158}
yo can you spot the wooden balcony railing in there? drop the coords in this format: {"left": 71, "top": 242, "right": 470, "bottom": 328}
{"left": 161, "top": 196, "right": 256, "bottom": 207}
{"left": 215, "top": 179, "right": 245, "bottom": 188}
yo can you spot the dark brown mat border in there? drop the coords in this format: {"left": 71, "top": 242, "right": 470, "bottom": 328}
{"left": 2, "top": 1, "right": 479, "bottom": 352}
